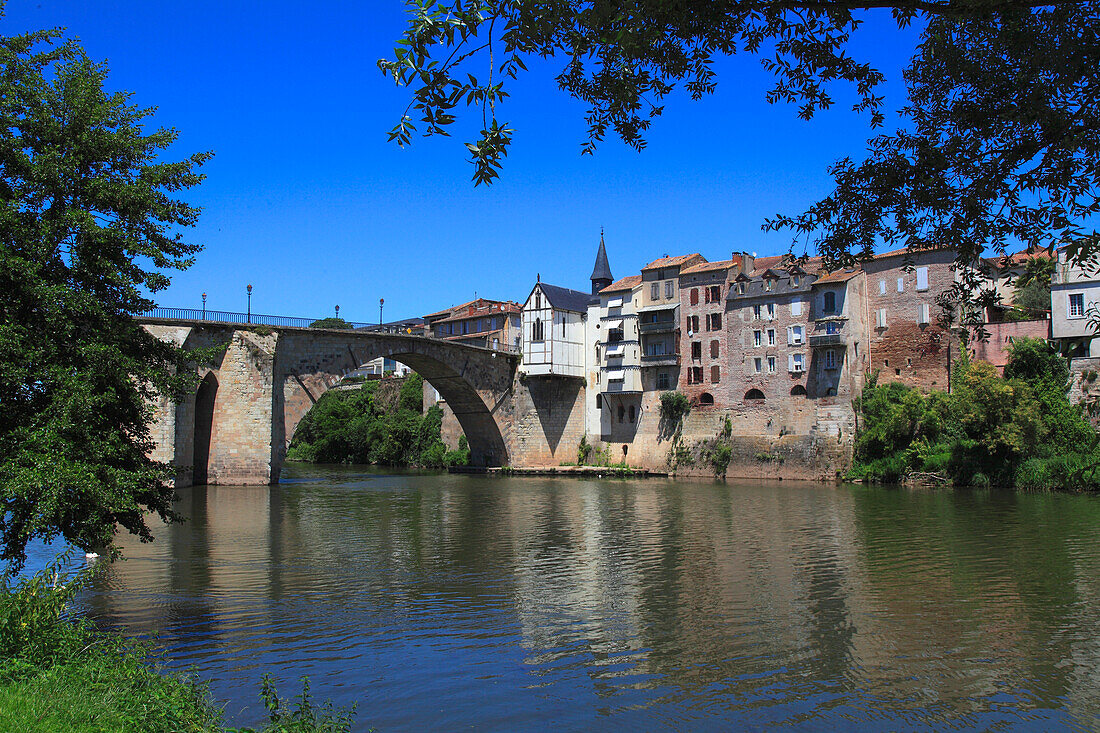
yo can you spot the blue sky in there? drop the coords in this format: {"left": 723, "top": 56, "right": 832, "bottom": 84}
{"left": 4, "top": 1, "right": 921, "bottom": 323}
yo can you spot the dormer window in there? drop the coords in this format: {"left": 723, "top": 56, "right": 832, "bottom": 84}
{"left": 737, "top": 282, "right": 745, "bottom": 295}
{"left": 791, "top": 275, "right": 800, "bottom": 287}
{"left": 765, "top": 278, "right": 775, "bottom": 291}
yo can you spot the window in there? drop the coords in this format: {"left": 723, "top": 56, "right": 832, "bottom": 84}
{"left": 690, "top": 366, "right": 704, "bottom": 384}
{"left": 791, "top": 300, "right": 803, "bottom": 317}
{"left": 826, "top": 321, "right": 840, "bottom": 335}
{"left": 690, "top": 288, "right": 699, "bottom": 305}
{"left": 824, "top": 349, "right": 837, "bottom": 369}
{"left": 595, "top": 345, "right": 600, "bottom": 362}
{"left": 790, "top": 384, "right": 807, "bottom": 396}
{"left": 753, "top": 330, "right": 762, "bottom": 347}
{"left": 665, "top": 281, "right": 674, "bottom": 299}
{"left": 492, "top": 338, "right": 499, "bottom": 349}
{"left": 791, "top": 275, "right": 800, "bottom": 287}
{"left": 876, "top": 308, "right": 887, "bottom": 328}
{"left": 657, "top": 372, "right": 670, "bottom": 389}
{"left": 754, "top": 357, "right": 763, "bottom": 373}
{"left": 789, "top": 353, "right": 804, "bottom": 372}
{"left": 618, "top": 405, "right": 625, "bottom": 423}
{"left": 737, "top": 282, "right": 746, "bottom": 295}
{"left": 767, "top": 303, "right": 775, "bottom": 319}
{"left": 535, "top": 293, "right": 541, "bottom": 309}
{"left": 823, "top": 291, "right": 836, "bottom": 313}
{"left": 744, "top": 389, "right": 765, "bottom": 401}
{"left": 596, "top": 394, "right": 602, "bottom": 408}
{"left": 768, "top": 356, "right": 776, "bottom": 372}
{"left": 708, "top": 285, "right": 721, "bottom": 302}
{"left": 609, "top": 327, "right": 624, "bottom": 343}
{"left": 532, "top": 318, "right": 544, "bottom": 341}
{"left": 918, "top": 303, "right": 930, "bottom": 324}
{"left": 1070, "top": 293, "right": 1085, "bottom": 318}
{"left": 688, "top": 315, "right": 700, "bottom": 333}
{"left": 879, "top": 280, "right": 886, "bottom": 295}
{"left": 692, "top": 341, "right": 702, "bottom": 359}
{"left": 650, "top": 283, "right": 659, "bottom": 300}
{"left": 753, "top": 304, "right": 761, "bottom": 319}
{"left": 767, "top": 329, "right": 775, "bottom": 346}
{"left": 699, "top": 392, "right": 715, "bottom": 405}
{"left": 916, "top": 266, "right": 929, "bottom": 291}
{"left": 789, "top": 325, "right": 803, "bottom": 345}
{"left": 710, "top": 365, "right": 721, "bottom": 383}
{"left": 765, "top": 278, "right": 775, "bottom": 291}
{"left": 897, "top": 277, "right": 905, "bottom": 293}
{"left": 710, "top": 340, "right": 720, "bottom": 358}
{"left": 628, "top": 405, "right": 636, "bottom": 423}
{"left": 707, "top": 313, "right": 722, "bottom": 330}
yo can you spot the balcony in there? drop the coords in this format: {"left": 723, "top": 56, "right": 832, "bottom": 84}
{"left": 639, "top": 320, "right": 676, "bottom": 334}
{"left": 808, "top": 333, "right": 846, "bottom": 348}
{"left": 641, "top": 353, "right": 678, "bottom": 366}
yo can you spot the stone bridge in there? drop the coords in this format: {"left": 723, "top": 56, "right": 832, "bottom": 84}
{"left": 145, "top": 319, "right": 521, "bottom": 486}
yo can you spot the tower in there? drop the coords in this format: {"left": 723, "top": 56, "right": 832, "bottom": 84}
{"left": 590, "top": 228, "right": 613, "bottom": 295}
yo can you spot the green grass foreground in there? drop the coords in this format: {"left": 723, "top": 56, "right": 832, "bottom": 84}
{"left": 0, "top": 558, "right": 354, "bottom": 733}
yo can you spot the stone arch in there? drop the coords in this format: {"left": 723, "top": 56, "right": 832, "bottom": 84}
{"left": 744, "top": 388, "right": 765, "bottom": 401}
{"left": 193, "top": 371, "right": 218, "bottom": 485}
{"left": 274, "top": 331, "right": 515, "bottom": 479}
{"left": 698, "top": 392, "right": 715, "bottom": 406}
{"left": 790, "top": 384, "right": 807, "bottom": 396}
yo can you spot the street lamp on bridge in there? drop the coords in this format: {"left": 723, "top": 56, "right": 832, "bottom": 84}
{"left": 379, "top": 298, "right": 384, "bottom": 326}
{"left": 335, "top": 304, "right": 340, "bottom": 320}
{"left": 247, "top": 283, "right": 252, "bottom": 324}
{"left": 202, "top": 292, "right": 206, "bottom": 320}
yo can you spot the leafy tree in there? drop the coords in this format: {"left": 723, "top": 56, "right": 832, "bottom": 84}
{"left": 382, "top": 2, "right": 1100, "bottom": 277}
{"left": 0, "top": 23, "right": 210, "bottom": 568}
{"left": 309, "top": 317, "right": 353, "bottom": 329}
{"left": 1004, "top": 337, "right": 1068, "bottom": 388}
{"left": 1015, "top": 256, "right": 1056, "bottom": 291}
{"left": 399, "top": 372, "right": 425, "bottom": 412}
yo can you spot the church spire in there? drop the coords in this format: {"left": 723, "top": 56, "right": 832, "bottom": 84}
{"left": 590, "top": 228, "right": 613, "bottom": 295}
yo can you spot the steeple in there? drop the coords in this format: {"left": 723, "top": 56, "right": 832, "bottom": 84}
{"left": 590, "top": 228, "right": 613, "bottom": 295}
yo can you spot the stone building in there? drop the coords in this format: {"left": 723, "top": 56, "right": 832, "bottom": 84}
{"left": 807, "top": 268, "right": 869, "bottom": 400}
{"left": 861, "top": 248, "right": 956, "bottom": 391}
{"left": 637, "top": 253, "right": 704, "bottom": 396}
{"left": 725, "top": 255, "right": 816, "bottom": 413}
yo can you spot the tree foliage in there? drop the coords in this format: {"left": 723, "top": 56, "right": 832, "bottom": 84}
{"left": 308, "top": 317, "right": 353, "bottom": 330}
{"left": 383, "top": 1, "right": 1100, "bottom": 275}
{"left": 0, "top": 23, "right": 210, "bottom": 568}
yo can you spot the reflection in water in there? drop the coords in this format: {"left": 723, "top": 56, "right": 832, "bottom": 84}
{"left": 86, "top": 467, "right": 1100, "bottom": 731}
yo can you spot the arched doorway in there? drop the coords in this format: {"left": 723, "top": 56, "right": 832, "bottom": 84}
{"left": 193, "top": 372, "right": 218, "bottom": 485}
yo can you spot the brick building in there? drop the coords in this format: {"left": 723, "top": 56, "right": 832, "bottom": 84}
{"left": 678, "top": 257, "right": 742, "bottom": 405}
{"left": 423, "top": 298, "right": 522, "bottom": 352}
{"left": 862, "top": 248, "right": 956, "bottom": 391}
{"left": 637, "top": 254, "right": 705, "bottom": 395}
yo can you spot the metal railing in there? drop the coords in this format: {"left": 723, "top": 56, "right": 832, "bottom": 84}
{"left": 140, "top": 307, "right": 376, "bottom": 330}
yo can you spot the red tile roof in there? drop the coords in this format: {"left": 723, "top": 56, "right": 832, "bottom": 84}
{"left": 642, "top": 253, "right": 704, "bottom": 271}
{"left": 814, "top": 268, "right": 862, "bottom": 284}
{"left": 600, "top": 275, "right": 642, "bottom": 294}
{"left": 681, "top": 259, "right": 736, "bottom": 275}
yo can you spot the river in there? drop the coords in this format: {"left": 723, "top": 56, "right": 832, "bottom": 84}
{"left": 71, "top": 465, "right": 1100, "bottom": 730}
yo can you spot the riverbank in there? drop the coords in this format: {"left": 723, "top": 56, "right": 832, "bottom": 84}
{"left": 0, "top": 559, "right": 353, "bottom": 733}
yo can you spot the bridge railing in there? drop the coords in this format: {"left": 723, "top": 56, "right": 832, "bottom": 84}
{"left": 140, "top": 307, "right": 376, "bottom": 330}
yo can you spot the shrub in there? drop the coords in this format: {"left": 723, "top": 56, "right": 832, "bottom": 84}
{"left": 308, "top": 317, "right": 353, "bottom": 329}
{"left": 708, "top": 443, "right": 732, "bottom": 476}
{"left": 577, "top": 434, "right": 593, "bottom": 465}
{"left": 660, "top": 391, "right": 690, "bottom": 424}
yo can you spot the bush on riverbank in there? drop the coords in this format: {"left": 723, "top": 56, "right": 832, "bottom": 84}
{"left": 286, "top": 375, "right": 467, "bottom": 468}
{"left": 0, "top": 557, "right": 353, "bottom": 732}
{"left": 849, "top": 338, "right": 1100, "bottom": 490}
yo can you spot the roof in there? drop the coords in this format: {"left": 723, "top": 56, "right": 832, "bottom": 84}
{"left": 590, "top": 234, "right": 613, "bottom": 283}
{"left": 600, "top": 275, "right": 642, "bottom": 294}
{"left": 681, "top": 259, "right": 735, "bottom": 276}
{"left": 535, "top": 283, "right": 594, "bottom": 313}
{"left": 814, "top": 268, "right": 862, "bottom": 285}
{"left": 433, "top": 299, "right": 521, "bottom": 324}
{"left": 642, "top": 253, "right": 704, "bottom": 271}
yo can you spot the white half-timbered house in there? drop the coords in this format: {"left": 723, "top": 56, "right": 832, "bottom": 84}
{"left": 520, "top": 280, "right": 592, "bottom": 378}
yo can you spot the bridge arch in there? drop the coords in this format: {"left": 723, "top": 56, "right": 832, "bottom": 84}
{"left": 273, "top": 329, "right": 515, "bottom": 480}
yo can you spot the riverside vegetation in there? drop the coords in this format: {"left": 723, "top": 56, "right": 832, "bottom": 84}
{"left": 286, "top": 374, "right": 469, "bottom": 468}
{"left": 848, "top": 338, "right": 1100, "bottom": 490}
{"left": 0, "top": 556, "right": 353, "bottom": 732}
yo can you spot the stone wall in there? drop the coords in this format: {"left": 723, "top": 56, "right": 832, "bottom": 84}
{"left": 507, "top": 375, "right": 587, "bottom": 466}
{"left": 1069, "top": 356, "right": 1100, "bottom": 430}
